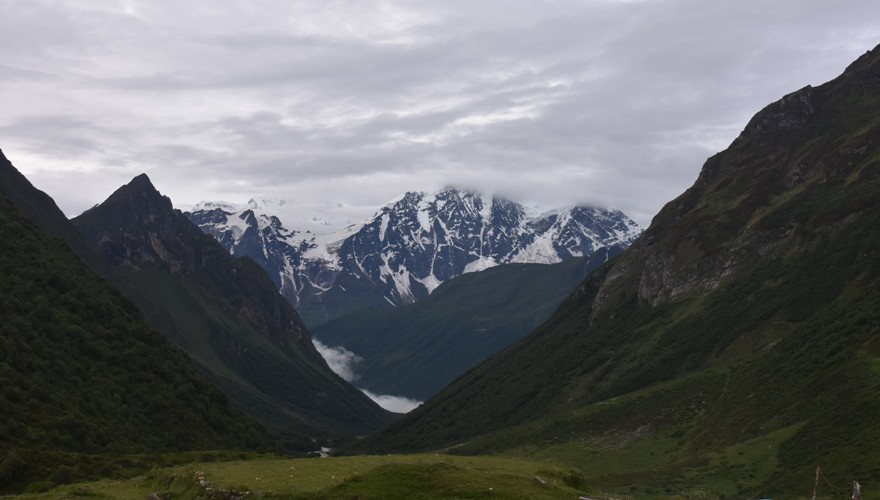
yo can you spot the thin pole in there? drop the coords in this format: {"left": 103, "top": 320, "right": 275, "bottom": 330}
{"left": 812, "top": 465, "right": 820, "bottom": 500}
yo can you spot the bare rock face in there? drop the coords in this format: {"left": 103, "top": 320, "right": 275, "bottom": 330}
{"left": 592, "top": 44, "right": 880, "bottom": 313}
{"left": 742, "top": 85, "right": 815, "bottom": 137}
{"left": 73, "top": 174, "right": 316, "bottom": 355}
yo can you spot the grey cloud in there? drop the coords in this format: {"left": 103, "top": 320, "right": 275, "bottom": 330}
{"left": 0, "top": 63, "right": 59, "bottom": 82}
{"left": 0, "top": 115, "right": 106, "bottom": 158}
{"left": 2, "top": 0, "right": 879, "bottom": 227}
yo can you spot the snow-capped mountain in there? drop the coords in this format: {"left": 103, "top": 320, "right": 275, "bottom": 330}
{"left": 186, "top": 188, "right": 641, "bottom": 325}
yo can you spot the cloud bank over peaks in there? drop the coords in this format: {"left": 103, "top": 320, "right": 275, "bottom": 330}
{"left": 3, "top": 0, "right": 880, "bottom": 228}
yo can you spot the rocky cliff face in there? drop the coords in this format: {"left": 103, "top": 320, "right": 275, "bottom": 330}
{"left": 188, "top": 188, "right": 640, "bottom": 325}
{"left": 74, "top": 174, "right": 314, "bottom": 356}
{"left": 593, "top": 47, "right": 880, "bottom": 312}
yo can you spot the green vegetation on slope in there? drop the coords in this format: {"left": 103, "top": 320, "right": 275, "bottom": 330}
{"left": 0, "top": 150, "right": 103, "bottom": 272}
{"left": 355, "top": 45, "right": 880, "bottom": 498}
{"left": 0, "top": 191, "right": 273, "bottom": 494}
{"left": 314, "top": 252, "right": 617, "bottom": 400}
{"left": 111, "top": 263, "right": 392, "bottom": 451}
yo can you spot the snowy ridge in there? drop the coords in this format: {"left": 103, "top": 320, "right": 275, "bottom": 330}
{"left": 193, "top": 197, "right": 367, "bottom": 236}
{"left": 186, "top": 187, "right": 641, "bottom": 324}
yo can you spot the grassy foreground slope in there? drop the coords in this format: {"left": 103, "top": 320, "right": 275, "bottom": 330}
{"left": 0, "top": 186, "right": 273, "bottom": 495}
{"left": 358, "top": 45, "right": 880, "bottom": 497}
{"left": 16, "top": 454, "right": 602, "bottom": 499}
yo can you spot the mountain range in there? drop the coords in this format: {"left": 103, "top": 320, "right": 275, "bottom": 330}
{"left": 70, "top": 174, "right": 391, "bottom": 450}
{"left": 356, "top": 44, "right": 880, "bottom": 497}
{"left": 187, "top": 189, "right": 640, "bottom": 326}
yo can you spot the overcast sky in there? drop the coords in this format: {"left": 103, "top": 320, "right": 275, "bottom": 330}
{"left": 2, "top": 0, "right": 879, "bottom": 227}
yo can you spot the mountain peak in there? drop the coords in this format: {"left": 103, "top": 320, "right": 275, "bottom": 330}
{"left": 73, "top": 174, "right": 199, "bottom": 271}
{"left": 130, "top": 172, "right": 152, "bottom": 184}
{"left": 122, "top": 172, "right": 161, "bottom": 197}
{"left": 98, "top": 173, "right": 173, "bottom": 216}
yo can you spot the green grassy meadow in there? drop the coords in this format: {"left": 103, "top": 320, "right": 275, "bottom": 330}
{"left": 8, "top": 447, "right": 868, "bottom": 499}
{"left": 8, "top": 430, "right": 874, "bottom": 500}
{"left": 7, "top": 454, "right": 610, "bottom": 499}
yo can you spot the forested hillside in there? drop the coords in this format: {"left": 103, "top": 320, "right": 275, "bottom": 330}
{"left": 0, "top": 189, "right": 273, "bottom": 494}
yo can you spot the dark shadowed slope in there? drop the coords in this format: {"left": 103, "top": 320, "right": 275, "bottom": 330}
{"left": 0, "top": 167, "right": 273, "bottom": 494}
{"left": 358, "top": 45, "right": 880, "bottom": 496}
{"left": 0, "top": 151, "right": 108, "bottom": 274}
{"left": 68, "top": 174, "right": 391, "bottom": 451}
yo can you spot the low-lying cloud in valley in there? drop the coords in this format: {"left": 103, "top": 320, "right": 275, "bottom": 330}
{"left": 312, "top": 339, "right": 362, "bottom": 383}
{"left": 312, "top": 339, "right": 422, "bottom": 413}
{"left": 359, "top": 390, "right": 422, "bottom": 414}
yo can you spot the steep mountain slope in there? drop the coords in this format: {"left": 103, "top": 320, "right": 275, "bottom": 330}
{"left": 187, "top": 189, "right": 640, "bottom": 326}
{"left": 72, "top": 175, "right": 391, "bottom": 450}
{"left": 0, "top": 164, "right": 273, "bottom": 493}
{"left": 0, "top": 151, "right": 109, "bottom": 274}
{"left": 358, "top": 45, "right": 880, "bottom": 496}
{"left": 314, "top": 247, "right": 620, "bottom": 400}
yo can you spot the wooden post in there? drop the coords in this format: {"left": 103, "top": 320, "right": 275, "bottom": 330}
{"left": 812, "top": 465, "right": 820, "bottom": 500}
{"left": 853, "top": 480, "right": 862, "bottom": 500}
